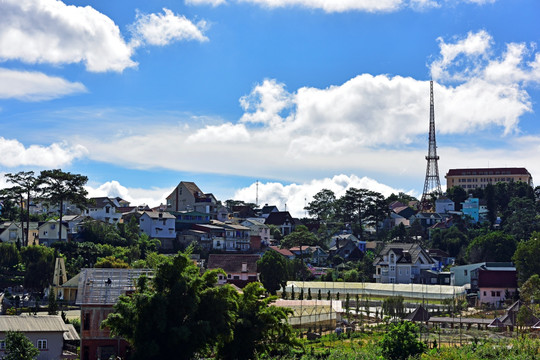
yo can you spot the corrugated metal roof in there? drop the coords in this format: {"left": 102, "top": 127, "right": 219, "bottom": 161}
{"left": 63, "top": 324, "right": 80, "bottom": 341}
{"left": 0, "top": 315, "right": 68, "bottom": 332}
{"left": 76, "top": 268, "right": 153, "bottom": 306}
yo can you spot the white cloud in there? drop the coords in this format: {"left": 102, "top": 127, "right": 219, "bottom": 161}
{"left": 130, "top": 8, "right": 208, "bottom": 47}
{"left": 64, "top": 31, "right": 539, "bottom": 192}
{"left": 0, "top": 0, "right": 136, "bottom": 72}
{"left": 234, "top": 0, "right": 403, "bottom": 12}
{"left": 234, "top": 174, "right": 413, "bottom": 218}
{"left": 409, "top": 0, "right": 440, "bottom": 10}
{"left": 0, "top": 138, "right": 88, "bottom": 167}
{"left": 0, "top": 68, "right": 86, "bottom": 101}
{"left": 187, "top": 123, "right": 251, "bottom": 143}
{"left": 86, "top": 180, "right": 172, "bottom": 207}
{"left": 186, "top": 0, "right": 498, "bottom": 12}
{"left": 186, "top": 0, "right": 228, "bottom": 6}
{"left": 430, "top": 30, "right": 493, "bottom": 81}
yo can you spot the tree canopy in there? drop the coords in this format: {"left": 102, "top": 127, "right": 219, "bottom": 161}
{"left": 103, "top": 252, "right": 299, "bottom": 359}
{"left": 102, "top": 253, "right": 238, "bottom": 360}
{"left": 4, "top": 331, "right": 40, "bottom": 360}
{"left": 257, "top": 250, "right": 288, "bottom": 295}
{"left": 38, "top": 169, "right": 88, "bottom": 243}
{"left": 512, "top": 232, "right": 540, "bottom": 284}
{"left": 379, "top": 321, "right": 426, "bottom": 360}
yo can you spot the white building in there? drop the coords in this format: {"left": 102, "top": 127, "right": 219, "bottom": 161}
{"left": 373, "top": 243, "right": 437, "bottom": 284}
{"left": 139, "top": 211, "right": 176, "bottom": 249}
{"left": 84, "top": 197, "right": 122, "bottom": 224}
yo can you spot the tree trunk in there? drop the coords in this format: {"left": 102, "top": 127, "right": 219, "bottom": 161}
{"left": 26, "top": 192, "right": 30, "bottom": 246}
{"left": 19, "top": 195, "right": 25, "bottom": 247}
{"left": 59, "top": 198, "right": 63, "bottom": 243}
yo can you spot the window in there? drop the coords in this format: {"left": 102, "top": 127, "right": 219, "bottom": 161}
{"left": 0, "top": 340, "right": 5, "bottom": 350}
{"left": 491, "top": 291, "right": 496, "bottom": 297}
{"left": 496, "top": 291, "right": 501, "bottom": 297}
{"left": 84, "top": 312, "right": 91, "bottom": 330}
{"left": 483, "top": 291, "right": 486, "bottom": 296}
{"left": 464, "top": 270, "right": 468, "bottom": 276}
{"left": 105, "top": 206, "right": 110, "bottom": 213}
{"left": 50, "top": 224, "right": 56, "bottom": 229}
{"left": 37, "top": 339, "right": 47, "bottom": 350}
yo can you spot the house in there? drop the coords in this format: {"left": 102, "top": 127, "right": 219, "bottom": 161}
{"left": 264, "top": 211, "right": 295, "bottom": 236}
{"left": 62, "top": 215, "right": 88, "bottom": 239}
{"left": 373, "top": 243, "right": 436, "bottom": 284}
{"left": 435, "top": 197, "right": 455, "bottom": 214}
{"left": 207, "top": 254, "right": 260, "bottom": 288}
{"left": 461, "top": 197, "right": 480, "bottom": 223}
{"left": 289, "top": 246, "right": 329, "bottom": 266}
{"left": 165, "top": 181, "right": 218, "bottom": 218}
{"left": 213, "top": 221, "right": 251, "bottom": 252}
{"left": 259, "top": 204, "right": 279, "bottom": 219}
{"left": 172, "top": 210, "right": 211, "bottom": 232}
{"left": 450, "top": 262, "right": 514, "bottom": 287}
{"left": 427, "top": 248, "right": 455, "bottom": 271}
{"left": 38, "top": 220, "right": 68, "bottom": 246}
{"left": 393, "top": 206, "right": 416, "bottom": 220}
{"left": 190, "top": 223, "right": 227, "bottom": 250}
{"left": 84, "top": 197, "right": 122, "bottom": 224}
{"left": 231, "top": 205, "right": 257, "bottom": 219}
{"left": 76, "top": 268, "right": 152, "bottom": 360}
{"left": 268, "top": 246, "right": 295, "bottom": 260}
{"left": 330, "top": 233, "right": 365, "bottom": 252}
{"left": 329, "top": 239, "right": 364, "bottom": 262}
{"left": 383, "top": 212, "right": 410, "bottom": 229}
{"left": 0, "top": 222, "right": 22, "bottom": 244}
{"left": 138, "top": 211, "right": 176, "bottom": 249}
{"left": 410, "top": 212, "right": 443, "bottom": 228}
{"left": 240, "top": 219, "right": 271, "bottom": 247}
{"left": 476, "top": 267, "right": 518, "bottom": 307}
{"left": 0, "top": 315, "right": 79, "bottom": 360}
{"left": 419, "top": 269, "right": 451, "bottom": 285}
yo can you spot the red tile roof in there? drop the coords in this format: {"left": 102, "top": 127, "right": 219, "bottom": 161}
{"left": 269, "top": 246, "right": 294, "bottom": 257}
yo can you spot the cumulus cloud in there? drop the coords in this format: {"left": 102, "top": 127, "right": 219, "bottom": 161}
{"left": 185, "top": 0, "right": 228, "bottom": 7}
{"left": 68, "top": 31, "right": 539, "bottom": 190}
{"left": 0, "top": 0, "right": 136, "bottom": 72}
{"left": 0, "top": 138, "right": 88, "bottom": 167}
{"left": 233, "top": 174, "right": 413, "bottom": 218}
{"left": 0, "top": 68, "right": 86, "bottom": 101}
{"left": 130, "top": 8, "right": 208, "bottom": 47}
{"left": 86, "top": 180, "right": 172, "bottom": 207}
{"left": 186, "top": 0, "right": 498, "bottom": 12}
{"left": 226, "top": 0, "right": 403, "bottom": 12}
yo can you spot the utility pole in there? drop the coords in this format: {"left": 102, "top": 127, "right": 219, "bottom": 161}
{"left": 420, "top": 80, "right": 442, "bottom": 211}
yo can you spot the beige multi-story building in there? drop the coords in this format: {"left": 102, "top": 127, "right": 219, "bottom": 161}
{"left": 165, "top": 181, "right": 218, "bottom": 218}
{"left": 445, "top": 167, "right": 532, "bottom": 191}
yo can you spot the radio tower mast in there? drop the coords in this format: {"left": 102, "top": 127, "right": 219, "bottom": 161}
{"left": 420, "top": 80, "right": 442, "bottom": 211}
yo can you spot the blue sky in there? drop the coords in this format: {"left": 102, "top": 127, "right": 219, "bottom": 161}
{"left": 1, "top": 0, "right": 539, "bottom": 216}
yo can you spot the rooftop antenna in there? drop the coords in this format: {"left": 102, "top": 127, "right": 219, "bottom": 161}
{"left": 420, "top": 80, "right": 442, "bottom": 211}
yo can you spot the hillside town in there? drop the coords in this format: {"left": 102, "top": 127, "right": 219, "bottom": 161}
{"left": 0, "top": 165, "right": 539, "bottom": 359}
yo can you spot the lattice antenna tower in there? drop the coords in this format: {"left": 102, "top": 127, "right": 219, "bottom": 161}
{"left": 420, "top": 80, "right": 442, "bottom": 210}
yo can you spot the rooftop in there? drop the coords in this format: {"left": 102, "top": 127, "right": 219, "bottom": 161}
{"left": 76, "top": 268, "right": 152, "bottom": 306}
